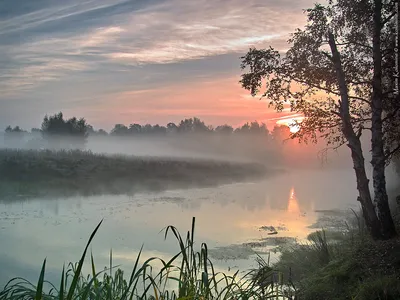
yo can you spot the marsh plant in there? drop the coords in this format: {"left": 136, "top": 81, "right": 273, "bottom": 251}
{"left": 0, "top": 218, "right": 291, "bottom": 300}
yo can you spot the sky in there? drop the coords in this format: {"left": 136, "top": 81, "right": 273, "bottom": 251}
{"left": 0, "top": 0, "right": 316, "bottom": 131}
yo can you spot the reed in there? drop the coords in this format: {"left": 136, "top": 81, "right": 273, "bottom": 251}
{"left": 0, "top": 217, "right": 289, "bottom": 300}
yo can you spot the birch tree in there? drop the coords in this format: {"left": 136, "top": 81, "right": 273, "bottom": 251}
{"left": 240, "top": 0, "right": 399, "bottom": 239}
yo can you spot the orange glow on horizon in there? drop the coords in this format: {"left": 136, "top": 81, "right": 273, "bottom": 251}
{"left": 86, "top": 76, "right": 317, "bottom": 132}
{"left": 94, "top": 76, "right": 286, "bottom": 129}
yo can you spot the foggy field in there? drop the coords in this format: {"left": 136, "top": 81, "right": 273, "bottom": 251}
{"left": 0, "top": 148, "right": 272, "bottom": 200}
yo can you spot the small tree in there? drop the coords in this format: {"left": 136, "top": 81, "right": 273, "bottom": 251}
{"left": 41, "top": 112, "right": 89, "bottom": 149}
{"left": 215, "top": 125, "right": 234, "bottom": 135}
{"left": 240, "top": 0, "right": 398, "bottom": 239}
{"left": 129, "top": 123, "right": 142, "bottom": 135}
{"left": 167, "top": 122, "right": 178, "bottom": 134}
{"left": 111, "top": 124, "right": 129, "bottom": 136}
{"left": 96, "top": 129, "right": 108, "bottom": 136}
{"left": 4, "top": 125, "right": 25, "bottom": 146}
{"left": 178, "top": 117, "right": 210, "bottom": 133}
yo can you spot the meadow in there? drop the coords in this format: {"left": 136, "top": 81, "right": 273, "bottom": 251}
{"left": 0, "top": 149, "right": 271, "bottom": 200}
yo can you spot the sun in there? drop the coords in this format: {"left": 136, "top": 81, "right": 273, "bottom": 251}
{"left": 276, "top": 116, "right": 304, "bottom": 133}
{"left": 288, "top": 122, "right": 300, "bottom": 133}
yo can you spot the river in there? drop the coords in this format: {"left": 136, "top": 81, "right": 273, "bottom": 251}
{"left": 0, "top": 168, "right": 361, "bottom": 287}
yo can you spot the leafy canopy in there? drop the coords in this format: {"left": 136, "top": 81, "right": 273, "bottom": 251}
{"left": 240, "top": 0, "right": 398, "bottom": 159}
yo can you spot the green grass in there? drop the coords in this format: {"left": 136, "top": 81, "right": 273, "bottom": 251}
{"left": 0, "top": 218, "right": 290, "bottom": 300}
{"left": 269, "top": 214, "right": 400, "bottom": 300}
{"left": 0, "top": 149, "right": 270, "bottom": 200}
{"left": 2, "top": 215, "right": 399, "bottom": 300}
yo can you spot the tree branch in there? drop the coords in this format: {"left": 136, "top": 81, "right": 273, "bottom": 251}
{"left": 348, "top": 95, "right": 371, "bottom": 104}
{"left": 382, "top": 11, "right": 396, "bottom": 26}
{"left": 382, "top": 106, "right": 400, "bottom": 123}
{"left": 286, "top": 70, "right": 370, "bottom": 106}
{"left": 336, "top": 42, "right": 373, "bottom": 50}
{"left": 348, "top": 80, "right": 372, "bottom": 85}
{"left": 385, "top": 143, "right": 400, "bottom": 160}
{"left": 383, "top": 90, "right": 396, "bottom": 96}
{"left": 330, "top": 110, "right": 341, "bottom": 117}
{"left": 288, "top": 76, "right": 340, "bottom": 96}
{"left": 321, "top": 51, "right": 333, "bottom": 61}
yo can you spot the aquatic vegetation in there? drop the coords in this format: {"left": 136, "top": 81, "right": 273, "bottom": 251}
{"left": 0, "top": 149, "right": 270, "bottom": 200}
{"left": 0, "top": 218, "right": 291, "bottom": 300}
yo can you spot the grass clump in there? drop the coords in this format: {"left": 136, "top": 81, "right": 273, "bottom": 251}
{"left": 0, "top": 217, "right": 288, "bottom": 300}
{"left": 268, "top": 213, "right": 400, "bottom": 300}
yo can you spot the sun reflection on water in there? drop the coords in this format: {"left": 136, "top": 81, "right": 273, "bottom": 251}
{"left": 287, "top": 187, "right": 301, "bottom": 214}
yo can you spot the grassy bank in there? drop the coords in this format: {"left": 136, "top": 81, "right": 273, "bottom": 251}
{"left": 0, "top": 149, "right": 271, "bottom": 200}
{"left": 267, "top": 210, "right": 400, "bottom": 300}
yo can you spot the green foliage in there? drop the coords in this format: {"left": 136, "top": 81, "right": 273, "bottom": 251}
{"left": 0, "top": 218, "right": 288, "bottom": 300}
{"left": 296, "top": 258, "right": 400, "bottom": 300}
{"left": 272, "top": 219, "right": 400, "bottom": 300}
{"left": 355, "top": 276, "right": 400, "bottom": 300}
{"left": 307, "top": 230, "right": 331, "bottom": 265}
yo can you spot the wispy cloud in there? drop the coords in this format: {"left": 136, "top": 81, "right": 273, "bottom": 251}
{"left": 0, "top": 0, "right": 316, "bottom": 128}
{"left": 105, "top": 0, "right": 307, "bottom": 64}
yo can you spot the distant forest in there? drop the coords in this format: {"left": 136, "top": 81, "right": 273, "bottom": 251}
{"left": 3, "top": 112, "right": 291, "bottom": 143}
{"left": 3, "top": 112, "right": 399, "bottom": 172}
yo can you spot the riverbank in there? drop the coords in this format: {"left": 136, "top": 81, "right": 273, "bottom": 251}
{"left": 269, "top": 208, "right": 400, "bottom": 299}
{"left": 0, "top": 149, "right": 271, "bottom": 200}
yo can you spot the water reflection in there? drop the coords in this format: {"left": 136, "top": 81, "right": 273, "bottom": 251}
{"left": 0, "top": 169, "right": 358, "bottom": 287}
{"left": 287, "top": 187, "right": 300, "bottom": 214}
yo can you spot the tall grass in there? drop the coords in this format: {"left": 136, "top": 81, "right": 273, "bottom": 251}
{"left": 270, "top": 209, "right": 400, "bottom": 299}
{"left": 0, "top": 217, "right": 290, "bottom": 300}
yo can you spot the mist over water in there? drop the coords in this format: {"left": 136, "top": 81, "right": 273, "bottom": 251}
{"left": 0, "top": 131, "right": 399, "bottom": 288}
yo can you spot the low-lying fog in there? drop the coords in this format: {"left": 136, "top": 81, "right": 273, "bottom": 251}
{"left": 0, "top": 131, "right": 399, "bottom": 288}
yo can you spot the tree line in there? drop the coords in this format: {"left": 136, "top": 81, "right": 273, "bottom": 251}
{"left": 3, "top": 112, "right": 291, "bottom": 145}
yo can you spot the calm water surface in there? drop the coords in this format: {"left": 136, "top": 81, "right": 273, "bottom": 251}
{"left": 0, "top": 169, "right": 359, "bottom": 287}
